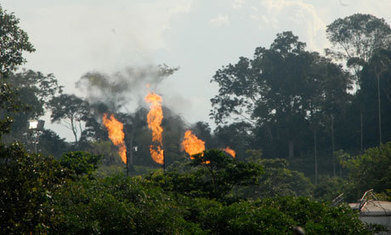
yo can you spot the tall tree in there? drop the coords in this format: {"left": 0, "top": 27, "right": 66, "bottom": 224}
{"left": 326, "top": 13, "right": 391, "bottom": 73}
{"left": 326, "top": 13, "right": 391, "bottom": 150}
{"left": 359, "top": 49, "right": 391, "bottom": 146}
{"left": 4, "top": 70, "right": 62, "bottom": 141}
{"left": 0, "top": 5, "right": 35, "bottom": 135}
{"left": 49, "top": 94, "right": 89, "bottom": 144}
{"left": 211, "top": 32, "right": 330, "bottom": 158}
{"left": 368, "top": 49, "right": 391, "bottom": 144}
{"left": 317, "top": 61, "right": 352, "bottom": 175}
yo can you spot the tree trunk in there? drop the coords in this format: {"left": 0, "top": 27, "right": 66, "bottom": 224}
{"left": 376, "top": 73, "right": 382, "bottom": 144}
{"left": 126, "top": 132, "right": 135, "bottom": 175}
{"left": 288, "top": 140, "right": 294, "bottom": 158}
{"left": 331, "top": 116, "right": 336, "bottom": 177}
{"left": 314, "top": 129, "right": 318, "bottom": 185}
{"left": 70, "top": 118, "right": 78, "bottom": 144}
{"left": 360, "top": 109, "right": 363, "bottom": 153}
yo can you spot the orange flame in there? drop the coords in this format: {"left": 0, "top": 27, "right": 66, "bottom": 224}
{"left": 181, "top": 130, "right": 205, "bottom": 158}
{"left": 149, "top": 145, "right": 164, "bottom": 165}
{"left": 102, "top": 113, "right": 127, "bottom": 164}
{"left": 224, "top": 146, "right": 236, "bottom": 158}
{"left": 145, "top": 92, "right": 164, "bottom": 165}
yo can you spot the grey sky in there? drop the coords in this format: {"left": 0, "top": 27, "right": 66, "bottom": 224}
{"left": 2, "top": 0, "right": 391, "bottom": 140}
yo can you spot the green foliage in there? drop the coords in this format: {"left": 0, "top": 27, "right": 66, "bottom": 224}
{"left": 147, "top": 149, "right": 263, "bottom": 200}
{"left": 38, "top": 129, "right": 69, "bottom": 159}
{"left": 245, "top": 148, "right": 263, "bottom": 162}
{"left": 211, "top": 31, "right": 351, "bottom": 158}
{"left": 194, "top": 199, "right": 294, "bottom": 234}
{"left": 59, "top": 151, "right": 101, "bottom": 177}
{"left": 184, "top": 197, "right": 368, "bottom": 234}
{"left": 241, "top": 159, "right": 314, "bottom": 198}
{"left": 0, "top": 142, "right": 369, "bottom": 234}
{"left": 0, "top": 6, "right": 35, "bottom": 135}
{"left": 0, "top": 6, "right": 35, "bottom": 77}
{"left": 0, "top": 82, "right": 16, "bottom": 133}
{"left": 341, "top": 142, "right": 391, "bottom": 198}
{"left": 260, "top": 197, "right": 368, "bottom": 234}
{"left": 49, "top": 175, "right": 202, "bottom": 234}
{"left": 0, "top": 142, "right": 71, "bottom": 233}
{"left": 313, "top": 176, "right": 349, "bottom": 201}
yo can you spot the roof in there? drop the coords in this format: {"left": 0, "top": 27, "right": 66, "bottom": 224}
{"left": 349, "top": 201, "right": 391, "bottom": 216}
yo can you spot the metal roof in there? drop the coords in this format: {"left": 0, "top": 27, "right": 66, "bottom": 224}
{"left": 349, "top": 201, "right": 391, "bottom": 216}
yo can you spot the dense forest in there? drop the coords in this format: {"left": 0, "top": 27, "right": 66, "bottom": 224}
{"left": 1, "top": 5, "right": 391, "bottom": 233}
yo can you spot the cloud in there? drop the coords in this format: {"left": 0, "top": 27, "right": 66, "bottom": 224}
{"left": 232, "top": 0, "right": 246, "bottom": 9}
{"left": 247, "top": 0, "right": 326, "bottom": 51}
{"left": 209, "top": 15, "right": 230, "bottom": 27}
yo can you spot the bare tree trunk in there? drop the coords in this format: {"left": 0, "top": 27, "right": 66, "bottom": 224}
{"left": 331, "top": 116, "right": 336, "bottom": 177}
{"left": 70, "top": 118, "right": 78, "bottom": 144}
{"left": 360, "top": 109, "right": 363, "bottom": 153}
{"left": 128, "top": 135, "right": 134, "bottom": 166}
{"left": 314, "top": 129, "right": 318, "bottom": 185}
{"left": 376, "top": 73, "right": 382, "bottom": 144}
{"left": 288, "top": 140, "right": 294, "bottom": 158}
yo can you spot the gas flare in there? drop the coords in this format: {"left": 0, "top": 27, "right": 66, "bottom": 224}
{"left": 149, "top": 145, "right": 164, "bottom": 165}
{"left": 224, "top": 146, "right": 236, "bottom": 158}
{"left": 102, "top": 113, "right": 127, "bottom": 164}
{"left": 181, "top": 130, "right": 205, "bottom": 158}
{"left": 145, "top": 92, "right": 164, "bottom": 165}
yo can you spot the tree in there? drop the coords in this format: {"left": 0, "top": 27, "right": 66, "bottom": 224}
{"left": 211, "top": 31, "right": 331, "bottom": 158}
{"left": 2, "top": 70, "right": 63, "bottom": 142}
{"left": 192, "top": 197, "right": 368, "bottom": 234}
{"left": 214, "top": 121, "right": 253, "bottom": 159}
{"left": 0, "top": 6, "right": 35, "bottom": 78}
{"left": 0, "top": 5, "right": 35, "bottom": 135}
{"left": 50, "top": 175, "right": 202, "bottom": 234}
{"left": 316, "top": 61, "right": 352, "bottom": 176}
{"left": 148, "top": 149, "right": 263, "bottom": 200}
{"left": 0, "top": 142, "right": 71, "bottom": 233}
{"left": 351, "top": 49, "right": 391, "bottom": 148}
{"left": 241, "top": 159, "right": 313, "bottom": 198}
{"left": 38, "top": 130, "right": 69, "bottom": 159}
{"left": 341, "top": 142, "right": 391, "bottom": 199}
{"left": 59, "top": 151, "right": 101, "bottom": 178}
{"left": 326, "top": 13, "right": 391, "bottom": 151}
{"left": 49, "top": 94, "right": 89, "bottom": 144}
{"left": 326, "top": 13, "right": 391, "bottom": 72}
{"left": 364, "top": 49, "right": 391, "bottom": 144}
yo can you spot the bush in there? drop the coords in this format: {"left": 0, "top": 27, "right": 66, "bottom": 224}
{"left": 0, "top": 142, "right": 71, "bottom": 233}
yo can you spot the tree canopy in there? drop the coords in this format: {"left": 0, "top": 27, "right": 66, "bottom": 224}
{"left": 0, "top": 6, "right": 35, "bottom": 78}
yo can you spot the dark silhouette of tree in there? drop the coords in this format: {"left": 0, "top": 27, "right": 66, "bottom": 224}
{"left": 326, "top": 13, "right": 391, "bottom": 151}
{"left": 49, "top": 94, "right": 89, "bottom": 144}
{"left": 0, "top": 6, "right": 35, "bottom": 135}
